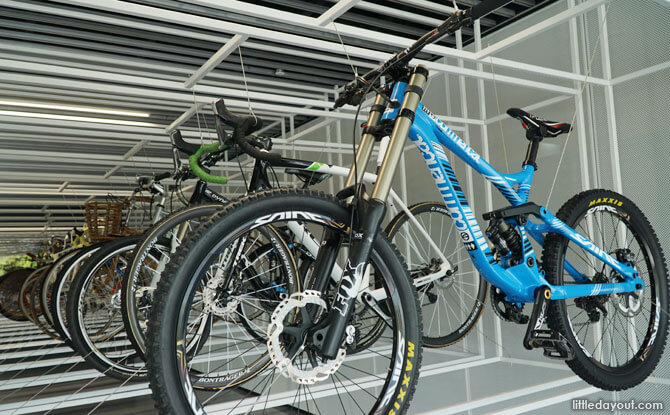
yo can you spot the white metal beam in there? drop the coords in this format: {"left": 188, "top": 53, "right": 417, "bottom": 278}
{"left": 176, "top": 0, "right": 607, "bottom": 86}
{"left": 610, "top": 59, "right": 670, "bottom": 86}
{"left": 166, "top": 103, "right": 206, "bottom": 133}
{"left": 485, "top": 95, "right": 572, "bottom": 124}
{"left": 122, "top": 140, "right": 149, "bottom": 160}
{"left": 184, "top": 34, "right": 248, "bottom": 89}
{"left": 38, "top": 0, "right": 606, "bottom": 89}
{"left": 0, "top": 59, "right": 331, "bottom": 110}
{"left": 315, "top": 0, "right": 361, "bottom": 26}
{"left": 475, "top": 0, "right": 608, "bottom": 58}
{"left": 0, "top": 41, "right": 336, "bottom": 96}
{"left": 103, "top": 166, "right": 121, "bottom": 179}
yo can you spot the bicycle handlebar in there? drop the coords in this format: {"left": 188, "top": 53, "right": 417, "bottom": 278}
{"left": 333, "top": 0, "right": 512, "bottom": 108}
{"left": 212, "top": 99, "right": 282, "bottom": 163}
{"left": 188, "top": 142, "right": 229, "bottom": 184}
{"left": 169, "top": 129, "right": 238, "bottom": 184}
{"left": 154, "top": 171, "right": 172, "bottom": 181}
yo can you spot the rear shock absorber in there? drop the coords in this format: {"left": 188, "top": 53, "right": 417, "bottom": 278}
{"left": 486, "top": 219, "right": 523, "bottom": 265}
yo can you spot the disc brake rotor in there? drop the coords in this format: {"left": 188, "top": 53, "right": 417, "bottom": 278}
{"left": 267, "top": 290, "right": 346, "bottom": 385}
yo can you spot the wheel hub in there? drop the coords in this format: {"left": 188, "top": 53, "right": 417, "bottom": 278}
{"left": 612, "top": 248, "right": 643, "bottom": 317}
{"left": 203, "top": 286, "right": 240, "bottom": 318}
{"left": 267, "top": 290, "right": 346, "bottom": 385}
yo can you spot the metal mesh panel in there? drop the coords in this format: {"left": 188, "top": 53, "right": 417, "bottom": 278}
{"left": 605, "top": 0, "right": 670, "bottom": 78}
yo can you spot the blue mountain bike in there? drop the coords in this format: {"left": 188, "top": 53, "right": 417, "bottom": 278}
{"left": 147, "top": 1, "right": 668, "bottom": 414}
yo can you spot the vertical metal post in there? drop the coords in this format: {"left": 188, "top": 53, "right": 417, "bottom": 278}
{"left": 334, "top": 88, "right": 346, "bottom": 190}
{"left": 281, "top": 117, "right": 287, "bottom": 185}
{"left": 472, "top": 22, "right": 494, "bottom": 359}
{"left": 289, "top": 115, "right": 296, "bottom": 187}
{"left": 325, "top": 94, "right": 335, "bottom": 195}
{"left": 598, "top": 4, "right": 631, "bottom": 388}
{"left": 568, "top": 0, "right": 592, "bottom": 192}
{"left": 598, "top": 4, "right": 623, "bottom": 193}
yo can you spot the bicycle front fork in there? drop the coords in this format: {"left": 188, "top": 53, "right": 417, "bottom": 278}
{"left": 314, "top": 65, "right": 428, "bottom": 359}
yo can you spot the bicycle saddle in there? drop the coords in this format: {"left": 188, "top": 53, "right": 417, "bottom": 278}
{"left": 507, "top": 107, "right": 571, "bottom": 139}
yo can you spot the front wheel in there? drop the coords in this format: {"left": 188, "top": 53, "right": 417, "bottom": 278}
{"left": 147, "top": 189, "right": 422, "bottom": 415}
{"left": 66, "top": 235, "right": 147, "bottom": 380}
{"left": 122, "top": 204, "right": 222, "bottom": 360}
{"left": 543, "top": 189, "right": 669, "bottom": 390}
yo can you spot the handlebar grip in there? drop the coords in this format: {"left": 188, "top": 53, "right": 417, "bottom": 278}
{"left": 334, "top": 94, "right": 348, "bottom": 109}
{"left": 154, "top": 171, "right": 172, "bottom": 181}
{"left": 238, "top": 137, "right": 282, "bottom": 163}
{"left": 468, "top": 0, "right": 513, "bottom": 21}
{"left": 188, "top": 142, "right": 228, "bottom": 184}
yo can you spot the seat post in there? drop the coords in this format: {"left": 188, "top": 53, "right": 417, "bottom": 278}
{"left": 523, "top": 138, "right": 541, "bottom": 169}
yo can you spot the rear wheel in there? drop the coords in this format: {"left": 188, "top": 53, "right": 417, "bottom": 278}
{"left": 30, "top": 270, "right": 61, "bottom": 340}
{"left": 20, "top": 267, "right": 48, "bottom": 323}
{"left": 544, "top": 189, "right": 669, "bottom": 390}
{"left": 386, "top": 201, "right": 487, "bottom": 347}
{"left": 49, "top": 243, "right": 103, "bottom": 343}
{"left": 40, "top": 250, "right": 78, "bottom": 329}
{"left": 0, "top": 268, "right": 34, "bottom": 321}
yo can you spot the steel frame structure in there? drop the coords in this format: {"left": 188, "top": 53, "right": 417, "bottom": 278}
{"left": 0, "top": 1, "right": 668, "bottom": 409}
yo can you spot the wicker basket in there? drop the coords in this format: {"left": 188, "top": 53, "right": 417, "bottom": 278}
{"left": 85, "top": 201, "right": 124, "bottom": 242}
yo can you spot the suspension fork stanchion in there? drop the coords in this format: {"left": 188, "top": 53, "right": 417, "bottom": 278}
{"left": 305, "top": 95, "right": 386, "bottom": 304}
{"left": 344, "top": 94, "right": 387, "bottom": 187}
{"left": 319, "top": 66, "right": 429, "bottom": 359}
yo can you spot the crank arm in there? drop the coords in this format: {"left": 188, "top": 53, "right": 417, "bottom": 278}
{"left": 361, "top": 263, "right": 451, "bottom": 302}
{"left": 361, "top": 292, "right": 392, "bottom": 329}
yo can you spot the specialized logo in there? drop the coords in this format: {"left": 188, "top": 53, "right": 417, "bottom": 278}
{"left": 333, "top": 261, "right": 366, "bottom": 317}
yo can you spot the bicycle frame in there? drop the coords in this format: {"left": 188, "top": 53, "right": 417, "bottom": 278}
{"left": 239, "top": 155, "right": 453, "bottom": 296}
{"left": 381, "top": 77, "right": 643, "bottom": 303}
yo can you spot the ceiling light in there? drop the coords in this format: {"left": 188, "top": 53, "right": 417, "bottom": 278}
{"left": 0, "top": 111, "right": 159, "bottom": 127}
{"left": 275, "top": 68, "right": 286, "bottom": 76}
{"left": 0, "top": 100, "right": 150, "bottom": 117}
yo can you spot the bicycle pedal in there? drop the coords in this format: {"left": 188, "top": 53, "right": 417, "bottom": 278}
{"left": 543, "top": 345, "right": 573, "bottom": 360}
{"left": 527, "top": 329, "right": 574, "bottom": 360}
